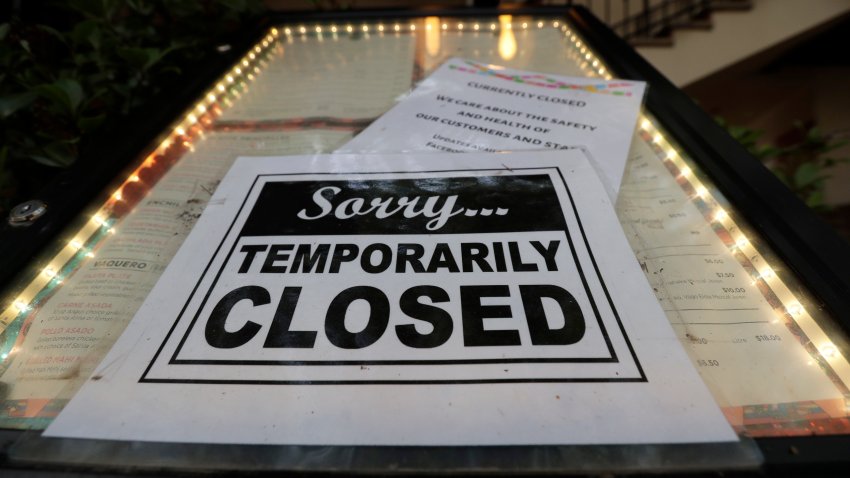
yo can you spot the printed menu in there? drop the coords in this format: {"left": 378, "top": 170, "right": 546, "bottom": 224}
{"left": 0, "top": 131, "right": 353, "bottom": 426}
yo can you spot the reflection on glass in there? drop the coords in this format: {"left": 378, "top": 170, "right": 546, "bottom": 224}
{"left": 0, "top": 15, "right": 849, "bottom": 442}
{"left": 425, "top": 17, "right": 440, "bottom": 57}
{"left": 498, "top": 15, "right": 517, "bottom": 61}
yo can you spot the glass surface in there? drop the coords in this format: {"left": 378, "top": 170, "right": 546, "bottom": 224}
{"left": 0, "top": 11, "right": 846, "bottom": 471}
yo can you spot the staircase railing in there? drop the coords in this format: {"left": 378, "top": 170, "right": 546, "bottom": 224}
{"left": 563, "top": 0, "right": 747, "bottom": 42}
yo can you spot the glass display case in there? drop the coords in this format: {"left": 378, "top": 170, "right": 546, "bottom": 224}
{"left": 1, "top": 6, "right": 849, "bottom": 475}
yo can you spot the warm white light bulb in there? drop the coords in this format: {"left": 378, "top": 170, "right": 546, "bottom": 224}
{"left": 13, "top": 300, "right": 29, "bottom": 312}
{"left": 787, "top": 303, "right": 803, "bottom": 316}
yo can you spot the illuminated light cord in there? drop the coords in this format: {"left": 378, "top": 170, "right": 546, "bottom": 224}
{"left": 0, "top": 26, "right": 277, "bottom": 335}
{"left": 639, "top": 105, "right": 849, "bottom": 380}
{"left": 822, "top": 344, "right": 840, "bottom": 359}
{"left": 787, "top": 303, "right": 804, "bottom": 316}
{"left": 13, "top": 300, "right": 30, "bottom": 313}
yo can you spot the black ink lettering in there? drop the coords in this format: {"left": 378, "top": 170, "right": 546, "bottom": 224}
{"left": 509, "top": 241, "right": 538, "bottom": 271}
{"left": 263, "top": 287, "right": 316, "bottom": 348}
{"left": 261, "top": 244, "right": 294, "bottom": 273}
{"left": 427, "top": 243, "right": 460, "bottom": 273}
{"left": 205, "top": 286, "right": 268, "bottom": 348}
{"left": 460, "top": 242, "right": 493, "bottom": 272}
{"left": 291, "top": 244, "right": 330, "bottom": 273}
{"left": 329, "top": 244, "right": 359, "bottom": 273}
{"left": 238, "top": 244, "right": 268, "bottom": 273}
{"left": 325, "top": 286, "right": 389, "bottom": 349}
{"left": 396, "top": 244, "right": 426, "bottom": 273}
{"left": 530, "top": 240, "right": 560, "bottom": 271}
{"left": 492, "top": 242, "right": 507, "bottom": 272}
{"left": 361, "top": 243, "right": 393, "bottom": 274}
{"left": 396, "top": 286, "right": 453, "bottom": 348}
{"left": 461, "top": 285, "right": 520, "bottom": 346}
{"left": 520, "top": 285, "right": 585, "bottom": 345}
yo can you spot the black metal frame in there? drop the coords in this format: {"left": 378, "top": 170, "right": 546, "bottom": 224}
{"left": 565, "top": 6, "right": 850, "bottom": 472}
{"left": 1, "top": 4, "right": 850, "bottom": 475}
{"left": 568, "top": 6, "right": 850, "bottom": 362}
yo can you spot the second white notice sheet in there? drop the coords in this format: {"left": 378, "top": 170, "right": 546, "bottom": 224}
{"left": 339, "top": 58, "right": 646, "bottom": 198}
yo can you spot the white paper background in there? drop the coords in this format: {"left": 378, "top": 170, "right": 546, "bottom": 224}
{"left": 45, "top": 151, "right": 736, "bottom": 445}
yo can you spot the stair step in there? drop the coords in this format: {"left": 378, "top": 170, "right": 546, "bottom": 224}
{"left": 629, "top": 35, "right": 675, "bottom": 47}
{"left": 620, "top": 0, "right": 753, "bottom": 48}
{"left": 672, "top": 19, "right": 713, "bottom": 30}
{"left": 709, "top": 0, "right": 754, "bottom": 11}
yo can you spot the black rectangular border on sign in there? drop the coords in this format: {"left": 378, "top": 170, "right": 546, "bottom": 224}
{"left": 173, "top": 170, "right": 615, "bottom": 364}
{"left": 140, "top": 167, "right": 646, "bottom": 384}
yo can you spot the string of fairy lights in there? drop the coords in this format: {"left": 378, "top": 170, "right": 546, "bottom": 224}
{"left": 1, "top": 18, "right": 848, "bottom": 390}
{"left": 556, "top": 22, "right": 850, "bottom": 385}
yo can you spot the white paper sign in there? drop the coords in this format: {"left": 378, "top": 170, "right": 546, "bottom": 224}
{"left": 338, "top": 58, "right": 646, "bottom": 198}
{"left": 46, "top": 151, "right": 735, "bottom": 445}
